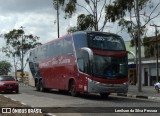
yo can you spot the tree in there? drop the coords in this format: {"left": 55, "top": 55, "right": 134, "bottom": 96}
{"left": 53, "top": 0, "right": 110, "bottom": 32}
{"left": 0, "top": 60, "right": 12, "bottom": 75}
{"left": 2, "top": 27, "right": 41, "bottom": 82}
{"left": 105, "top": 0, "right": 160, "bottom": 47}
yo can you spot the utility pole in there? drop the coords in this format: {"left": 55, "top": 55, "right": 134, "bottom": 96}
{"left": 57, "top": 1, "right": 60, "bottom": 38}
{"left": 150, "top": 24, "right": 160, "bottom": 82}
{"left": 136, "top": 0, "right": 142, "bottom": 92}
{"left": 20, "top": 26, "right": 24, "bottom": 83}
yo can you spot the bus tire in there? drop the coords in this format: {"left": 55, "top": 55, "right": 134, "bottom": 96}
{"left": 39, "top": 81, "right": 45, "bottom": 92}
{"left": 36, "top": 81, "right": 40, "bottom": 91}
{"left": 100, "top": 93, "right": 110, "bottom": 98}
{"left": 39, "top": 81, "right": 49, "bottom": 92}
{"left": 69, "top": 80, "right": 77, "bottom": 97}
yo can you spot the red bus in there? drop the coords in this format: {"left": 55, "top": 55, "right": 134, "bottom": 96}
{"left": 28, "top": 31, "right": 128, "bottom": 97}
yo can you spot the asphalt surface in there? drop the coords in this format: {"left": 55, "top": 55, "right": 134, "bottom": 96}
{"left": 0, "top": 84, "right": 160, "bottom": 116}
{"left": 116, "top": 85, "right": 160, "bottom": 101}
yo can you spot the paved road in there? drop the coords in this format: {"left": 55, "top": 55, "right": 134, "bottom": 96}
{"left": 1, "top": 84, "right": 160, "bottom": 116}
{"left": 128, "top": 85, "right": 160, "bottom": 97}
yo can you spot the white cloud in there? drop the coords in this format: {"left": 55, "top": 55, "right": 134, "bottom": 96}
{"left": 0, "top": 0, "right": 160, "bottom": 72}
{"left": 0, "top": 0, "right": 60, "bottom": 45}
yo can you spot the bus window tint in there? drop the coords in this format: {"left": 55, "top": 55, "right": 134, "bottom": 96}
{"left": 42, "top": 46, "right": 47, "bottom": 59}
{"left": 57, "top": 40, "right": 63, "bottom": 56}
{"left": 73, "top": 33, "right": 87, "bottom": 57}
{"left": 32, "top": 50, "right": 36, "bottom": 62}
{"left": 88, "top": 34, "right": 125, "bottom": 51}
{"left": 48, "top": 43, "right": 54, "bottom": 57}
{"left": 64, "top": 37, "right": 73, "bottom": 54}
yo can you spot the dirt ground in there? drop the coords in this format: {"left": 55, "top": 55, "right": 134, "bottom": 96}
{"left": 0, "top": 95, "right": 45, "bottom": 116}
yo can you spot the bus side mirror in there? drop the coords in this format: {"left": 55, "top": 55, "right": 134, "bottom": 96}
{"left": 127, "top": 51, "right": 136, "bottom": 63}
{"left": 80, "top": 47, "right": 93, "bottom": 63}
{"left": 77, "top": 58, "right": 85, "bottom": 72}
{"left": 80, "top": 47, "right": 94, "bottom": 75}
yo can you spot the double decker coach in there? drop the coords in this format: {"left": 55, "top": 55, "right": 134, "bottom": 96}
{"left": 29, "top": 31, "right": 129, "bottom": 97}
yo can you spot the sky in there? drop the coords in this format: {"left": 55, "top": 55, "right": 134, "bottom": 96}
{"left": 0, "top": 0, "right": 160, "bottom": 70}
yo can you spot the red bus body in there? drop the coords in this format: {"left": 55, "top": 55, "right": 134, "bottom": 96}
{"left": 29, "top": 31, "right": 128, "bottom": 96}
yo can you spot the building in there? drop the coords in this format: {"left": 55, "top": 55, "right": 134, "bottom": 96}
{"left": 125, "top": 36, "right": 160, "bottom": 86}
{"left": 16, "top": 70, "right": 29, "bottom": 84}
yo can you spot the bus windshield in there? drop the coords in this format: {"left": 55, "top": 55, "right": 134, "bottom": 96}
{"left": 93, "top": 54, "right": 128, "bottom": 79}
{"left": 88, "top": 33, "right": 125, "bottom": 51}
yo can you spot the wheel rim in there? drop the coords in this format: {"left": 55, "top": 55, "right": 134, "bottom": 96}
{"left": 40, "top": 82, "right": 43, "bottom": 91}
{"left": 71, "top": 81, "right": 76, "bottom": 96}
{"left": 36, "top": 82, "right": 40, "bottom": 91}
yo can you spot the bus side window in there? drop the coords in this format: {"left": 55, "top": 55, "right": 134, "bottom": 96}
{"left": 73, "top": 33, "right": 87, "bottom": 57}
{"left": 55, "top": 40, "right": 63, "bottom": 56}
{"left": 64, "top": 37, "right": 73, "bottom": 55}
{"left": 48, "top": 43, "right": 54, "bottom": 57}
{"left": 36, "top": 47, "right": 41, "bottom": 61}
{"left": 77, "top": 58, "right": 84, "bottom": 72}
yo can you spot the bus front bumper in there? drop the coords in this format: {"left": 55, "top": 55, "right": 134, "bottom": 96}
{"left": 87, "top": 79, "right": 128, "bottom": 93}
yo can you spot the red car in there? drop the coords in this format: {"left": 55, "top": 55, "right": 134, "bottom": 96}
{"left": 0, "top": 75, "right": 19, "bottom": 93}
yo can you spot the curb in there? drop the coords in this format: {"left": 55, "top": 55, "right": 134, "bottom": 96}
{"left": 116, "top": 93, "right": 160, "bottom": 101}
{"left": 2, "top": 95, "right": 55, "bottom": 116}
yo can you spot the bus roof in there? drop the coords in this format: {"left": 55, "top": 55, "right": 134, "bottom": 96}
{"left": 30, "top": 31, "right": 121, "bottom": 51}
{"left": 73, "top": 31, "right": 120, "bottom": 37}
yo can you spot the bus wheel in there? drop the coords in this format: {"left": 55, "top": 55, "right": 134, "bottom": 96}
{"left": 36, "top": 81, "right": 40, "bottom": 91}
{"left": 39, "top": 81, "right": 45, "bottom": 92}
{"left": 100, "top": 93, "right": 110, "bottom": 98}
{"left": 70, "top": 81, "right": 77, "bottom": 97}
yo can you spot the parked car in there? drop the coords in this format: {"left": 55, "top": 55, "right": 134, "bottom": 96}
{"left": 0, "top": 75, "right": 19, "bottom": 93}
{"left": 154, "top": 82, "right": 160, "bottom": 90}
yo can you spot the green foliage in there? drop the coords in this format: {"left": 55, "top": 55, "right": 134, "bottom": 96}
{"left": 67, "top": 14, "right": 95, "bottom": 33}
{"left": 2, "top": 27, "right": 41, "bottom": 82}
{"left": 53, "top": 0, "right": 65, "bottom": 10}
{"left": 64, "top": 0, "right": 77, "bottom": 18}
{"left": 105, "top": 0, "right": 151, "bottom": 22}
{"left": 77, "top": 14, "right": 94, "bottom": 30}
{"left": 53, "top": 0, "right": 107, "bottom": 32}
{"left": 3, "top": 27, "right": 41, "bottom": 58}
{"left": 105, "top": 0, "right": 134, "bottom": 22}
{"left": 105, "top": 0, "right": 159, "bottom": 49}
{"left": 142, "top": 36, "right": 160, "bottom": 58}
{"left": 0, "top": 60, "right": 12, "bottom": 75}
{"left": 67, "top": 26, "right": 78, "bottom": 33}
{"left": 53, "top": 0, "right": 77, "bottom": 18}
{"left": 143, "top": 36, "right": 151, "bottom": 46}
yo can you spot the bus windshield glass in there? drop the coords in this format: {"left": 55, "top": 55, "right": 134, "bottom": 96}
{"left": 93, "top": 54, "right": 128, "bottom": 79}
{"left": 88, "top": 33, "right": 125, "bottom": 50}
